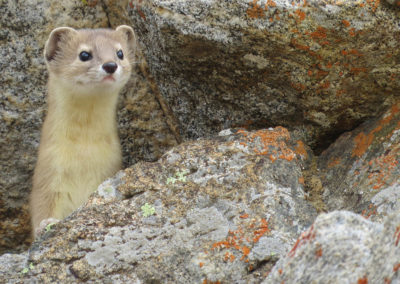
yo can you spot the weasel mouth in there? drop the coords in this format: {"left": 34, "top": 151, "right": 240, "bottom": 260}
{"left": 102, "top": 75, "right": 116, "bottom": 82}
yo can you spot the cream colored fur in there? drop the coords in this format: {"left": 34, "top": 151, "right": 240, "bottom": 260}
{"left": 30, "top": 26, "right": 135, "bottom": 235}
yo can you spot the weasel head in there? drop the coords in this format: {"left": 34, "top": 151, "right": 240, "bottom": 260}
{"left": 44, "top": 25, "right": 136, "bottom": 95}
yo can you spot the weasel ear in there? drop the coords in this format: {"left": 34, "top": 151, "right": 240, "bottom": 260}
{"left": 44, "top": 27, "right": 77, "bottom": 62}
{"left": 115, "top": 25, "right": 135, "bottom": 44}
{"left": 115, "top": 25, "right": 136, "bottom": 54}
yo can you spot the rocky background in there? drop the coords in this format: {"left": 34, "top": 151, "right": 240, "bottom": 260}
{"left": 0, "top": 0, "right": 178, "bottom": 253}
{"left": 0, "top": 0, "right": 399, "bottom": 283}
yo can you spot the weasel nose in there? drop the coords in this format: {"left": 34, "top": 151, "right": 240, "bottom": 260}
{"left": 102, "top": 62, "right": 118, "bottom": 74}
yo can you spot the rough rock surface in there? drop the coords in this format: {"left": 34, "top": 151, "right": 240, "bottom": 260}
{"left": 129, "top": 0, "right": 400, "bottom": 149}
{"left": 0, "top": 128, "right": 316, "bottom": 283}
{"left": 2, "top": 0, "right": 400, "bottom": 282}
{"left": 318, "top": 102, "right": 400, "bottom": 222}
{"left": 265, "top": 211, "right": 400, "bottom": 283}
{"left": 0, "top": 0, "right": 177, "bottom": 253}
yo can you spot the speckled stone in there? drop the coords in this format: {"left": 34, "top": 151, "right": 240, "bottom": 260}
{"left": 129, "top": 0, "right": 400, "bottom": 150}
{"left": 0, "top": 128, "right": 316, "bottom": 283}
{"left": 318, "top": 101, "right": 400, "bottom": 222}
{"left": 265, "top": 211, "right": 400, "bottom": 283}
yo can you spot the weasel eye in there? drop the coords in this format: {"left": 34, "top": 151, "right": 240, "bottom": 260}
{"left": 79, "top": 51, "right": 92, "bottom": 62}
{"left": 116, "top": 50, "right": 124, "bottom": 60}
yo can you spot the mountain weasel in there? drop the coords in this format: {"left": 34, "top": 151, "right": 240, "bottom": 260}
{"left": 30, "top": 25, "right": 135, "bottom": 236}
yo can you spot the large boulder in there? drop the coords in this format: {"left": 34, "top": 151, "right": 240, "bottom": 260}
{"left": 0, "top": 128, "right": 316, "bottom": 283}
{"left": 265, "top": 211, "right": 400, "bottom": 283}
{"left": 129, "top": 0, "right": 400, "bottom": 149}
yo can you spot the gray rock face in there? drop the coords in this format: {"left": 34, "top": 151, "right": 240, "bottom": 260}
{"left": 129, "top": 0, "right": 400, "bottom": 149}
{"left": 265, "top": 211, "right": 400, "bottom": 283}
{"left": 0, "top": 252, "right": 29, "bottom": 283}
{"left": 319, "top": 102, "right": 400, "bottom": 222}
{"left": 1, "top": 0, "right": 53, "bottom": 253}
{"left": 0, "top": 128, "right": 316, "bottom": 283}
{"left": 0, "top": 0, "right": 177, "bottom": 252}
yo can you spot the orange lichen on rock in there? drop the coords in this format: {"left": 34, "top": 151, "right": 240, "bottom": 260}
{"left": 361, "top": 204, "right": 377, "bottom": 219}
{"left": 320, "top": 81, "right": 331, "bottom": 89}
{"left": 129, "top": 0, "right": 147, "bottom": 20}
{"left": 352, "top": 132, "right": 374, "bottom": 158}
{"left": 247, "top": 0, "right": 266, "bottom": 18}
{"left": 240, "top": 246, "right": 251, "bottom": 260}
{"left": 368, "top": 153, "right": 399, "bottom": 190}
{"left": 240, "top": 213, "right": 249, "bottom": 219}
{"left": 238, "top": 127, "right": 298, "bottom": 162}
{"left": 366, "top": 0, "right": 380, "bottom": 12}
{"left": 224, "top": 251, "right": 235, "bottom": 262}
{"left": 348, "top": 28, "right": 356, "bottom": 37}
{"left": 291, "top": 82, "right": 307, "bottom": 91}
{"left": 350, "top": 67, "right": 368, "bottom": 75}
{"left": 381, "top": 104, "right": 399, "bottom": 125}
{"left": 289, "top": 225, "right": 315, "bottom": 257}
{"left": 349, "top": 49, "right": 363, "bottom": 56}
{"left": 295, "top": 140, "right": 308, "bottom": 159}
{"left": 246, "top": 0, "right": 265, "bottom": 19}
{"left": 342, "top": 19, "right": 351, "bottom": 27}
{"left": 211, "top": 217, "right": 270, "bottom": 264}
{"left": 291, "top": 39, "right": 310, "bottom": 51}
{"left": 395, "top": 225, "right": 400, "bottom": 246}
{"left": 315, "top": 247, "right": 323, "bottom": 257}
{"left": 264, "top": 0, "right": 277, "bottom": 10}
{"left": 203, "top": 280, "right": 221, "bottom": 284}
{"left": 316, "top": 70, "right": 329, "bottom": 79}
{"left": 328, "top": 158, "right": 341, "bottom": 168}
{"left": 352, "top": 103, "right": 400, "bottom": 191}
{"left": 358, "top": 277, "right": 368, "bottom": 284}
{"left": 352, "top": 103, "right": 399, "bottom": 157}
{"left": 253, "top": 219, "right": 269, "bottom": 242}
{"left": 310, "top": 26, "right": 327, "bottom": 40}
{"left": 394, "top": 263, "right": 400, "bottom": 272}
{"left": 295, "top": 9, "right": 306, "bottom": 21}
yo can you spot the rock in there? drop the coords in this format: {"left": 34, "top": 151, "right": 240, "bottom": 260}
{"left": 265, "top": 210, "right": 400, "bottom": 283}
{"left": 129, "top": 0, "right": 400, "bottom": 150}
{"left": 2, "top": 0, "right": 400, "bottom": 281}
{"left": 0, "top": 128, "right": 316, "bottom": 283}
{"left": 318, "top": 102, "right": 400, "bottom": 222}
{"left": 385, "top": 0, "right": 400, "bottom": 7}
{"left": 0, "top": 252, "right": 29, "bottom": 283}
{"left": 0, "top": 0, "right": 177, "bottom": 252}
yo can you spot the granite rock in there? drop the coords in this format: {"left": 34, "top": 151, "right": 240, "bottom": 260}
{"left": 2, "top": 1, "right": 400, "bottom": 281}
{"left": 129, "top": 0, "right": 400, "bottom": 150}
{"left": 318, "top": 102, "right": 400, "bottom": 222}
{"left": 0, "top": 128, "right": 316, "bottom": 283}
{"left": 265, "top": 210, "right": 400, "bottom": 283}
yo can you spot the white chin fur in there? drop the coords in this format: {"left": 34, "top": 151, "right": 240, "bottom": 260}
{"left": 69, "top": 73, "right": 127, "bottom": 95}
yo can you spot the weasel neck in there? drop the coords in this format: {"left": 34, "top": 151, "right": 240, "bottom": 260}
{"left": 45, "top": 78, "right": 120, "bottom": 142}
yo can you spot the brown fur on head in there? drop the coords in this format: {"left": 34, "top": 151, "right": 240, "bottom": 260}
{"left": 44, "top": 25, "right": 136, "bottom": 95}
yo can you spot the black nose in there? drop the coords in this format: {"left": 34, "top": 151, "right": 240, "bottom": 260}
{"left": 102, "top": 62, "right": 118, "bottom": 74}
